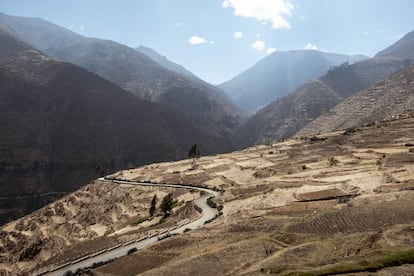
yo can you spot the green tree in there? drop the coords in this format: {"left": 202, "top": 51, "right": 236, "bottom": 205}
{"left": 149, "top": 194, "right": 157, "bottom": 217}
{"left": 160, "top": 193, "right": 173, "bottom": 217}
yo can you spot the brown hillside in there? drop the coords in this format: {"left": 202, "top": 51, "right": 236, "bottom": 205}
{"left": 231, "top": 29, "right": 414, "bottom": 149}
{"left": 298, "top": 64, "right": 414, "bottom": 136}
{"left": 232, "top": 57, "right": 409, "bottom": 149}
{"left": 1, "top": 113, "right": 414, "bottom": 275}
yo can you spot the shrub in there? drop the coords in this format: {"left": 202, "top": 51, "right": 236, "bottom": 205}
{"left": 329, "top": 157, "right": 339, "bottom": 166}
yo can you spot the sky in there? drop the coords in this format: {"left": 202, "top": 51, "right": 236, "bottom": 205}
{"left": 1, "top": 0, "right": 414, "bottom": 84}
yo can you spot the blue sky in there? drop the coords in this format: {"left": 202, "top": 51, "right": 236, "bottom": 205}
{"left": 1, "top": 0, "right": 413, "bottom": 83}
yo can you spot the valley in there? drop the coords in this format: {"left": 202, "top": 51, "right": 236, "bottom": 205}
{"left": 0, "top": 4, "right": 414, "bottom": 275}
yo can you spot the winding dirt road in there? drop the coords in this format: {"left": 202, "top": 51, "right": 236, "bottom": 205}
{"left": 35, "top": 179, "right": 219, "bottom": 276}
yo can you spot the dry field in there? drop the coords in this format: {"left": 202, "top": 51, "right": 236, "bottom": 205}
{"left": 1, "top": 114, "right": 414, "bottom": 275}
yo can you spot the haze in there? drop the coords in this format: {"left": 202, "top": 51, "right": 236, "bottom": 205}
{"left": 1, "top": 0, "right": 413, "bottom": 83}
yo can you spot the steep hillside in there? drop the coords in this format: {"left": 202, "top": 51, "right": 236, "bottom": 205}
{"left": 297, "top": 64, "right": 414, "bottom": 136}
{"left": 0, "top": 29, "right": 220, "bottom": 225}
{"left": 0, "top": 13, "right": 243, "bottom": 139}
{"left": 220, "top": 50, "right": 366, "bottom": 112}
{"left": 2, "top": 113, "right": 414, "bottom": 275}
{"left": 231, "top": 31, "right": 414, "bottom": 149}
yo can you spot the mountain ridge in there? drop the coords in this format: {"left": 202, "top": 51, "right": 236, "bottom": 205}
{"left": 0, "top": 13, "right": 244, "bottom": 140}
{"left": 231, "top": 30, "right": 414, "bottom": 148}
{"left": 220, "top": 49, "right": 367, "bottom": 112}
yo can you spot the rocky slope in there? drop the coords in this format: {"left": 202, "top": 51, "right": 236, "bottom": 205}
{"left": 297, "top": 64, "right": 414, "bottom": 136}
{"left": 0, "top": 12, "right": 243, "bottom": 140}
{"left": 220, "top": 50, "right": 366, "bottom": 112}
{"left": 0, "top": 29, "right": 220, "bottom": 225}
{"left": 1, "top": 113, "right": 414, "bottom": 275}
{"left": 231, "top": 31, "right": 414, "bottom": 149}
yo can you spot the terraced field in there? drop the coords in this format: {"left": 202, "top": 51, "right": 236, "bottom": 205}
{"left": 1, "top": 114, "right": 414, "bottom": 275}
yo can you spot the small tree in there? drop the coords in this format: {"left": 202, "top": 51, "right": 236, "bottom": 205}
{"left": 262, "top": 242, "right": 275, "bottom": 257}
{"left": 160, "top": 193, "right": 173, "bottom": 217}
{"left": 149, "top": 194, "right": 157, "bottom": 217}
{"left": 95, "top": 165, "right": 106, "bottom": 177}
{"left": 188, "top": 144, "right": 201, "bottom": 169}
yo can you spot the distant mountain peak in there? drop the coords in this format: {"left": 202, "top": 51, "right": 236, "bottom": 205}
{"left": 219, "top": 50, "right": 367, "bottom": 113}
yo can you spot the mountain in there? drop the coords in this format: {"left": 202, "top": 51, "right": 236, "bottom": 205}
{"left": 231, "top": 32, "right": 414, "bottom": 149}
{"left": 0, "top": 13, "right": 244, "bottom": 140}
{"left": 0, "top": 29, "right": 220, "bottom": 225}
{"left": 219, "top": 50, "right": 367, "bottom": 112}
{"left": 136, "top": 45, "right": 198, "bottom": 80}
{"left": 136, "top": 45, "right": 237, "bottom": 107}
{"left": 297, "top": 63, "right": 414, "bottom": 136}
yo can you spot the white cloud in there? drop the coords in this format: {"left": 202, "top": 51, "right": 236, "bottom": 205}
{"left": 300, "top": 15, "right": 305, "bottom": 20}
{"left": 189, "top": 36, "right": 207, "bottom": 45}
{"left": 252, "top": 40, "right": 265, "bottom": 52}
{"left": 175, "top": 22, "right": 186, "bottom": 27}
{"left": 233, "top": 31, "right": 243, "bottom": 39}
{"left": 222, "top": 0, "right": 294, "bottom": 29}
{"left": 266, "top": 47, "right": 277, "bottom": 54}
{"left": 304, "top": 43, "right": 319, "bottom": 50}
{"left": 79, "top": 25, "right": 85, "bottom": 31}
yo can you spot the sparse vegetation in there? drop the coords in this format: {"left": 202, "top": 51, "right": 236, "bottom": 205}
{"left": 343, "top": 127, "right": 358, "bottom": 135}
